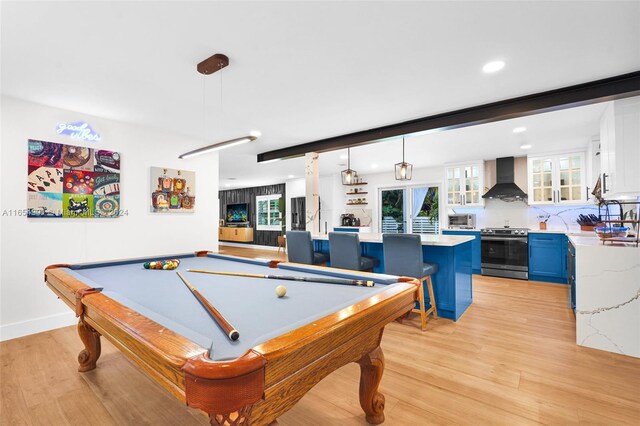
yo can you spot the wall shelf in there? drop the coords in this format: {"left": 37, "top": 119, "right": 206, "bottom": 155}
{"left": 347, "top": 202, "right": 368, "bottom": 206}
{"left": 346, "top": 191, "right": 368, "bottom": 195}
{"left": 343, "top": 182, "right": 368, "bottom": 186}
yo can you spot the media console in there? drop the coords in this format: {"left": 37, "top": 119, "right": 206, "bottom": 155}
{"left": 219, "top": 226, "right": 254, "bottom": 242}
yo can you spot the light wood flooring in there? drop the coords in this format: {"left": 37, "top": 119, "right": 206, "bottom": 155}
{"left": 1, "top": 246, "right": 639, "bottom": 425}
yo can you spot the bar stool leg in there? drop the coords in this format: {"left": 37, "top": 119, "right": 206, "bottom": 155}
{"left": 411, "top": 278, "right": 428, "bottom": 331}
{"left": 426, "top": 276, "right": 438, "bottom": 319}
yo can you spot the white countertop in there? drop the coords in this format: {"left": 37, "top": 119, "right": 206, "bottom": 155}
{"left": 568, "top": 234, "right": 640, "bottom": 248}
{"left": 313, "top": 232, "right": 474, "bottom": 247}
{"left": 443, "top": 228, "right": 480, "bottom": 232}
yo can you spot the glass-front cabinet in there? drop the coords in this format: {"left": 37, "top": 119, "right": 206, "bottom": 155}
{"left": 528, "top": 152, "right": 586, "bottom": 205}
{"left": 445, "top": 162, "right": 484, "bottom": 207}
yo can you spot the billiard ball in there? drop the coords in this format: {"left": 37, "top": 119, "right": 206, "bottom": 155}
{"left": 275, "top": 285, "right": 287, "bottom": 298}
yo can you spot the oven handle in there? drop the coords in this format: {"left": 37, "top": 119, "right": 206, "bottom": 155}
{"left": 481, "top": 236, "right": 528, "bottom": 241}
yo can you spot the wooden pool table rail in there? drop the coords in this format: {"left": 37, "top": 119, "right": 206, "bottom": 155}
{"left": 44, "top": 254, "right": 419, "bottom": 425}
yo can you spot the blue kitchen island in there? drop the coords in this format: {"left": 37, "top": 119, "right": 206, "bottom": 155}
{"left": 312, "top": 233, "right": 475, "bottom": 321}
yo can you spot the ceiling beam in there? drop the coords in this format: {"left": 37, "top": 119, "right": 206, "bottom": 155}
{"left": 257, "top": 70, "right": 640, "bottom": 163}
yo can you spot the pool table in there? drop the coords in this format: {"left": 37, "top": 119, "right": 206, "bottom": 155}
{"left": 45, "top": 251, "right": 419, "bottom": 426}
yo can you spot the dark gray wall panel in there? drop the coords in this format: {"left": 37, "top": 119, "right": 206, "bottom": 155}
{"left": 219, "top": 183, "right": 285, "bottom": 247}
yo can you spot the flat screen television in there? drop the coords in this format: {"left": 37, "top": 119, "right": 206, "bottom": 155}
{"left": 226, "top": 203, "right": 248, "bottom": 224}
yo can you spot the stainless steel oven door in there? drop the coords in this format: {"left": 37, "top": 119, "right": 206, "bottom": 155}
{"left": 481, "top": 236, "right": 529, "bottom": 271}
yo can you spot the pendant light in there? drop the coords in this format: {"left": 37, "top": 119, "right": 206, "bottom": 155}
{"left": 395, "top": 137, "right": 413, "bottom": 180}
{"left": 341, "top": 147, "right": 358, "bottom": 185}
{"left": 179, "top": 53, "right": 260, "bottom": 159}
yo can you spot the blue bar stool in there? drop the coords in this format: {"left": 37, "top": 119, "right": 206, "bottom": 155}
{"left": 328, "top": 232, "right": 379, "bottom": 272}
{"left": 383, "top": 234, "right": 438, "bottom": 331}
{"left": 286, "top": 231, "right": 329, "bottom": 265}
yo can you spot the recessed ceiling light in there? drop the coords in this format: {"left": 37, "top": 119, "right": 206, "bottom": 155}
{"left": 339, "top": 154, "right": 349, "bottom": 160}
{"left": 520, "top": 144, "right": 532, "bottom": 150}
{"left": 287, "top": 174, "right": 295, "bottom": 178}
{"left": 224, "top": 183, "right": 231, "bottom": 187}
{"left": 513, "top": 127, "right": 527, "bottom": 133}
{"left": 371, "top": 164, "right": 378, "bottom": 169}
{"left": 249, "top": 130, "right": 262, "bottom": 137}
{"left": 483, "top": 60, "right": 505, "bottom": 73}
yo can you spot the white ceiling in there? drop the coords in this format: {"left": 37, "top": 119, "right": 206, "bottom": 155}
{"left": 2, "top": 1, "right": 639, "bottom": 189}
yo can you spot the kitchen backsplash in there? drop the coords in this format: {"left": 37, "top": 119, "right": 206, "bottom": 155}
{"left": 449, "top": 200, "right": 630, "bottom": 232}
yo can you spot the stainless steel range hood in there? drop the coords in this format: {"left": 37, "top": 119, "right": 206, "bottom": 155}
{"left": 482, "top": 157, "right": 528, "bottom": 200}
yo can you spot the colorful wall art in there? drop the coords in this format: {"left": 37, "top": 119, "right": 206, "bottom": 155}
{"left": 27, "top": 139, "right": 121, "bottom": 218}
{"left": 150, "top": 167, "right": 196, "bottom": 213}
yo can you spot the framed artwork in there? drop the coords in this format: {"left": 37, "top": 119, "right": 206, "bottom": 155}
{"left": 27, "top": 139, "right": 121, "bottom": 218}
{"left": 150, "top": 167, "right": 195, "bottom": 213}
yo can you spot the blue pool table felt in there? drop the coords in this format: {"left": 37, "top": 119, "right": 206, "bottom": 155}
{"left": 63, "top": 254, "right": 401, "bottom": 361}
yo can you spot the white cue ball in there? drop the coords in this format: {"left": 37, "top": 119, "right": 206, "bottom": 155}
{"left": 275, "top": 285, "right": 287, "bottom": 298}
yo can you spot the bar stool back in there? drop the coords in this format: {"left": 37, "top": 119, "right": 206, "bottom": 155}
{"left": 286, "top": 231, "right": 328, "bottom": 265}
{"left": 383, "top": 233, "right": 438, "bottom": 331}
{"left": 328, "top": 232, "right": 378, "bottom": 272}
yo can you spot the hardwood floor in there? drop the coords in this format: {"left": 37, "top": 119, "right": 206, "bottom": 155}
{"left": 2, "top": 247, "right": 639, "bottom": 425}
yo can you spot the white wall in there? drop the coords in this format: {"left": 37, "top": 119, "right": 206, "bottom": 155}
{"left": 0, "top": 97, "right": 219, "bottom": 340}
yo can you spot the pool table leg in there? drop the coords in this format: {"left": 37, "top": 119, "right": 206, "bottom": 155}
{"left": 357, "top": 345, "right": 385, "bottom": 425}
{"left": 77, "top": 318, "right": 101, "bottom": 372}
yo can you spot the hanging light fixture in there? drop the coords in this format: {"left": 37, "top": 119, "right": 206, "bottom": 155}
{"left": 341, "top": 147, "right": 358, "bottom": 185}
{"left": 395, "top": 137, "right": 413, "bottom": 180}
{"left": 179, "top": 53, "right": 261, "bottom": 159}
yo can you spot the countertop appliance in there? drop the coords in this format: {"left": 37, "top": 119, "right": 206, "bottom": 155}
{"left": 341, "top": 213, "right": 356, "bottom": 226}
{"left": 448, "top": 213, "right": 476, "bottom": 229}
{"left": 481, "top": 227, "right": 529, "bottom": 280}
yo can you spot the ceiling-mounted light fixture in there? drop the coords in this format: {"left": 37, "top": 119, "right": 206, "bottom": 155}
{"left": 179, "top": 134, "right": 259, "bottom": 159}
{"left": 181, "top": 53, "right": 261, "bottom": 159}
{"left": 395, "top": 137, "right": 413, "bottom": 180}
{"left": 341, "top": 147, "right": 358, "bottom": 185}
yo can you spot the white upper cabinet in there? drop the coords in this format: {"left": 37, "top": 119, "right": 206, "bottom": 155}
{"left": 528, "top": 152, "right": 586, "bottom": 205}
{"left": 446, "top": 162, "right": 484, "bottom": 207}
{"left": 599, "top": 98, "right": 640, "bottom": 199}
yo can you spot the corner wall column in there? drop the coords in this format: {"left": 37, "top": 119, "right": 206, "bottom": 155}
{"left": 305, "top": 152, "right": 320, "bottom": 233}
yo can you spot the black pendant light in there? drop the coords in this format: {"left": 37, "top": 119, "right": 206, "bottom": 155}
{"left": 395, "top": 137, "right": 413, "bottom": 180}
{"left": 341, "top": 147, "right": 358, "bottom": 185}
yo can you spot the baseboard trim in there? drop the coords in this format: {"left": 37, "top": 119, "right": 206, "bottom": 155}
{"left": 0, "top": 311, "right": 76, "bottom": 342}
{"left": 219, "top": 242, "right": 280, "bottom": 251}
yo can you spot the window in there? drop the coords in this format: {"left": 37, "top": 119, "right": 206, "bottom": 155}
{"left": 256, "top": 194, "right": 282, "bottom": 231}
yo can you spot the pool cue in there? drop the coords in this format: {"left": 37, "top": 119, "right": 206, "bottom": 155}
{"left": 175, "top": 271, "right": 240, "bottom": 341}
{"left": 187, "top": 269, "right": 375, "bottom": 287}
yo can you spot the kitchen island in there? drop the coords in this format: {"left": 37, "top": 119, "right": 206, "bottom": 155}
{"left": 569, "top": 235, "right": 639, "bottom": 358}
{"left": 312, "top": 233, "right": 474, "bottom": 320}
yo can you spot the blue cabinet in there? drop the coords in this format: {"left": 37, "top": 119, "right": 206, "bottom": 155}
{"left": 443, "top": 230, "right": 481, "bottom": 274}
{"left": 528, "top": 233, "right": 568, "bottom": 284}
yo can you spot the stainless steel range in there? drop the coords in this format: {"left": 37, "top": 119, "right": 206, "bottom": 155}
{"left": 481, "top": 227, "right": 529, "bottom": 280}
